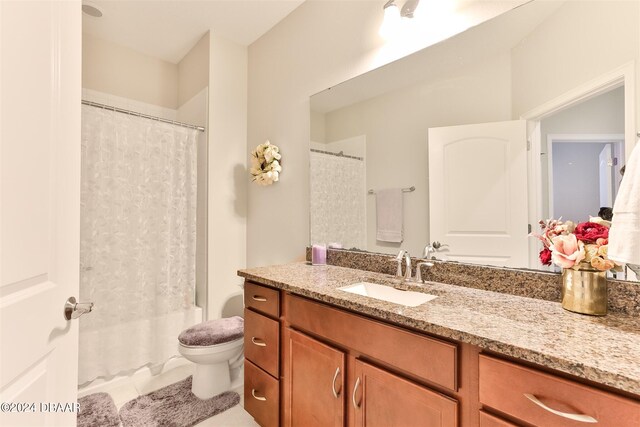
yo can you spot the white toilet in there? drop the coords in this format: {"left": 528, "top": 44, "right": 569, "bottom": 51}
{"left": 178, "top": 316, "right": 244, "bottom": 399}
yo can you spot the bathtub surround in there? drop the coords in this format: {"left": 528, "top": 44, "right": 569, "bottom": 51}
{"left": 305, "top": 247, "right": 640, "bottom": 315}
{"left": 79, "top": 104, "right": 199, "bottom": 384}
{"left": 119, "top": 376, "right": 240, "bottom": 427}
{"left": 77, "top": 393, "right": 119, "bottom": 427}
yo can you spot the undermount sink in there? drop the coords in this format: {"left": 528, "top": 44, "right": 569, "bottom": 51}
{"left": 337, "top": 282, "right": 437, "bottom": 307}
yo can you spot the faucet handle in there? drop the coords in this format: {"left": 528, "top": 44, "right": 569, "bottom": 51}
{"left": 432, "top": 241, "right": 449, "bottom": 250}
{"left": 415, "top": 261, "right": 434, "bottom": 283}
{"left": 424, "top": 241, "right": 449, "bottom": 259}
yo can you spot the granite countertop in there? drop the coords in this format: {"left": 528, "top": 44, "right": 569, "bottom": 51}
{"left": 238, "top": 262, "right": 640, "bottom": 396}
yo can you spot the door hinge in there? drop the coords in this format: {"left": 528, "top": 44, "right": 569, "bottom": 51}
{"left": 613, "top": 157, "right": 619, "bottom": 166}
{"left": 526, "top": 140, "right": 531, "bottom": 151}
{"left": 528, "top": 224, "right": 532, "bottom": 234}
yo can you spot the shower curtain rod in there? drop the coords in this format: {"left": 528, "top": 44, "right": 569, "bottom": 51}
{"left": 82, "top": 100, "right": 206, "bottom": 132}
{"left": 310, "top": 148, "right": 364, "bottom": 161}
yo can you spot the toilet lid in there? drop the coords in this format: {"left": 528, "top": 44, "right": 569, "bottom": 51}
{"left": 178, "top": 316, "right": 244, "bottom": 347}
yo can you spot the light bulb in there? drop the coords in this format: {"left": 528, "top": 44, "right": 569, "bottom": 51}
{"left": 379, "top": 1, "right": 401, "bottom": 39}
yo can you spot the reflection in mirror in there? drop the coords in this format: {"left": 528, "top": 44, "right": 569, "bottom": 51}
{"left": 541, "top": 87, "right": 625, "bottom": 221}
{"left": 309, "top": 0, "right": 639, "bottom": 281}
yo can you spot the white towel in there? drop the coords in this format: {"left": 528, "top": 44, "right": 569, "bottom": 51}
{"left": 376, "top": 188, "right": 403, "bottom": 243}
{"left": 608, "top": 141, "right": 640, "bottom": 264}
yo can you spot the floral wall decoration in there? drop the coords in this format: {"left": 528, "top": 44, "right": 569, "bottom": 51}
{"left": 250, "top": 140, "right": 282, "bottom": 186}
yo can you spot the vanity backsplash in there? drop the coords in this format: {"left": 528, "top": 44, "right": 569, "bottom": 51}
{"left": 305, "top": 247, "right": 640, "bottom": 315}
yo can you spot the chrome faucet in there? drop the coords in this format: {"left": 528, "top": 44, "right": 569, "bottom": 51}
{"left": 403, "top": 251, "right": 412, "bottom": 281}
{"left": 394, "top": 250, "right": 412, "bottom": 282}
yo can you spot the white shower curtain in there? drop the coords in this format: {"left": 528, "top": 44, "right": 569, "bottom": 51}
{"left": 310, "top": 151, "right": 367, "bottom": 249}
{"left": 79, "top": 105, "right": 199, "bottom": 384}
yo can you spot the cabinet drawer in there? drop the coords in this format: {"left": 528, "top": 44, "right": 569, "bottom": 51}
{"left": 245, "top": 360, "right": 279, "bottom": 427}
{"left": 286, "top": 294, "right": 457, "bottom": 391}
{"left": 479, "top": 355, "right": 640, "bottom": 427}
{"left": 479, "top": 411, "right": 518, "bottom": 427}
{"left": 244, "top": 281, "right": 280, "bottom": 318}
{"left": 244, "top": 308, "right": 280, "bottom": 378}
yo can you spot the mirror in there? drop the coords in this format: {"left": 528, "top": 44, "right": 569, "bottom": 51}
{"left": 309, "top": 0, "right": 639, "bottom": 279}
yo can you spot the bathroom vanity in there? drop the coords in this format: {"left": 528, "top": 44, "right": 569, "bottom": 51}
{"left": 239, "top": 263, "right": 640, "bottom": 427}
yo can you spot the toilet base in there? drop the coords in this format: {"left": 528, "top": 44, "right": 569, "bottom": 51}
{"left": 192, "top": 361, "right": 230, "bottom": 399}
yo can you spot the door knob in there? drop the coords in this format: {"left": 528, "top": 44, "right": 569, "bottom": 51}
{"left": 64, "top": 296, "right": 94, "bottom": 320}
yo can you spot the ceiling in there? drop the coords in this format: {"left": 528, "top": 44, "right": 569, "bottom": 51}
{"left": 82, "top": 0, "right": 305, "bottom": 64}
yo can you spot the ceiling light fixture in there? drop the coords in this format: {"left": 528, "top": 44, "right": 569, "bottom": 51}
{"left": 82, "top": 3, "right": 103, "bottom": 18}
{"left": 379, "top": 0, "right": 420, "bottom": 39}
{"left": 400, "top": 0, "right": 420, "bottom": 19}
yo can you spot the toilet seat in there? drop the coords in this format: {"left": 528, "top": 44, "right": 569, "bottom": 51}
{"left": 178, "top": 316, "right": 244, "bottom": 347}
{"left": 178, "top": 336, "right": 243, "bottom": 356}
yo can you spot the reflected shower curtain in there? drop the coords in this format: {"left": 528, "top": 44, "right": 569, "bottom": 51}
{"left": 79, "top": 105, "right": 198, "bottom": 384}
{"left": 310, "top": 151, "right": 366, "bottom": 249}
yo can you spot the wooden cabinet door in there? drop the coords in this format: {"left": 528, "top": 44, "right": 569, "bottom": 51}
{"left": 286, "top": 329, "right": 345, "bottom": 427}
{"left": 353, "top": 359, "right": 458, "bottom": 427}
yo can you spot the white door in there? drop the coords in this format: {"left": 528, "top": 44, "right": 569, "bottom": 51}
{"left": 0, "top": 1, "right": 82, "bottom": 426}
{"left": 428, "top": 120, "right": 529, "bottom": 267}
{"left": 599, "top": 144, "right": 614, "bottom": 207}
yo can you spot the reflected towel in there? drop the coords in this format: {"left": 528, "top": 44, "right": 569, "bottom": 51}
{"left": 376, "top": 188, "right": 403, "bottom": 243}
{"left": 609, "top": 141, "right": 640, "bottom": 264}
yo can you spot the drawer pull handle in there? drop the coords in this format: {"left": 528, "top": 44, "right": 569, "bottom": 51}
{"left": 251, "top": 337, "right": 267, "bottom": 347}
{"left": 332, "top": 367, "right": 341, "bottom": 398}
{"left": 252, "top": 295, "right": 267, "bottom": 302}
{"left": 352, "top": 377, "right": 361, "bottom": 409}
{"left": 251, "top": 389, "right": 267, "bottom": 401}
{"left": 524, "top": 394, "right": 597, "bottom": 423}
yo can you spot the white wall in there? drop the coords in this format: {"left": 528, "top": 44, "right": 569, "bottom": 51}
{"left": 177, "top": 88, "right": 209, "bottom": 314}
{"left": 322, "top": 52, "right": 512, "bottom": 256}
{"left": 247, "top": 0, "right": 527, "bottom": 267}
{"left": 82, "top": 33, "right": 179, "bottom": 109}
{"left": 176, "top": 33, "right": 211, "bottom": 317}
{"left": 207, "top": 34, "right": 248, "bottom": 319}
{"left": 511, "top": 0, "right": 639, "bottom": 118}
{"left": 178, "top": 34, "right": 210, "bottom": 107}
{"left": 310, "top": 110, "right": 326, "bottom": 143}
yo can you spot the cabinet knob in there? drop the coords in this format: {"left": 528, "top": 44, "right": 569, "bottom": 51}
{"left": 524, "top": 393, "right": 597, "bottom": 423}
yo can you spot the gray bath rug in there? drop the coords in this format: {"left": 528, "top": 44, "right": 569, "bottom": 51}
{"left": 77, "top": 392, "right": 120, "bottom": 427}
{"left": 119, "top": 376, "right": 240, "bottom": 427}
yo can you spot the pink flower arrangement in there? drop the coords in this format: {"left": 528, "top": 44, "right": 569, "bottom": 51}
{"left": 530, "top": 218, "right": 619, "bottom": 272}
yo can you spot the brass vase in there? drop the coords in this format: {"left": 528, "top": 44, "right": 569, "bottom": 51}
{"left": 561, "top": 265, "right": 607, "bottom": 316}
